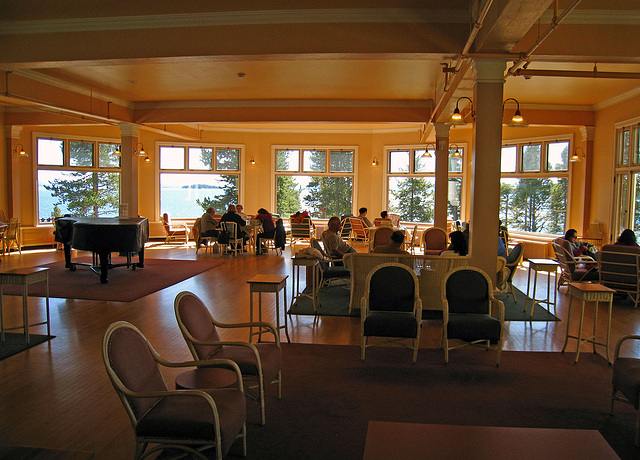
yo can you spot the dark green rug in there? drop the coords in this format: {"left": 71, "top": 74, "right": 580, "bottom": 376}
{"left": 288, "top": 285, "right": 559, "bottom": 322}
{"left": 0, "top": 333, "right": 55, "bottom": 361}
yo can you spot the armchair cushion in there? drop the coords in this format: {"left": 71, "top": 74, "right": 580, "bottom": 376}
{"left": 212, "top": 343, "right": 282, "bottom": 385}
{"left": 447, "top": 314, "right": 502, "bottom": 344}
{"left": 136, "top": 388, "right": 246, "bottom": 455}
{"left": 363, "top": 312, "right": 419, "bottom": 338}
{"left": 613, "top": 357, "right": 640, "bottom": 409}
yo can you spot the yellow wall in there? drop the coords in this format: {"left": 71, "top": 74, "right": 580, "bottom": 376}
{"left": 4, "top": 111, "right": 639, "bottom": 246}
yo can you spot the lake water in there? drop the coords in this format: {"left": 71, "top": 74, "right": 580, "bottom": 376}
{"left": 38, "top": 186, "right": 221, "bottom": 220}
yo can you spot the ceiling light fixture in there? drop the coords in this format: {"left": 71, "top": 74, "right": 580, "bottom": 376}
{"left": 421, "top": 143, "right": 436, "bottom": 158}
{"left": 450, "top": 97, "right": 474, "bottom": 126}
{"left": 570, "top": 146, "right": 585, "bottom": 163}
{"left": 12, "top": 143, "right": 27, "bottom": 157}
{"left": 503, "top": 98, "right": 529, "bottom": 127}
{"left": 133, "top": 143, "right": 146, "bottom": 156}
{"left": 450, "top": 144, "right": 463, "bottom": 158}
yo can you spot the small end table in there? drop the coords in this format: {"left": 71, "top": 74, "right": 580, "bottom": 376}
{"left": 562, "top": 282, "right": 615, "bottom": 364}
{"left": 291, "top": 257, "right": 319, "bottom": 312}
{"left": 0, "top": 267, "right": 50, "bottom": 345}
{"left": 247, "top": 274, "right": 290, "bottom": 343}
{"left": 524, "top": 259, "right": 559, "bottom": 318}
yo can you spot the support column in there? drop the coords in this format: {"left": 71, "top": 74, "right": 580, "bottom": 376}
{"left": 433, "top": 123, "right": 451, "bottom": 230}
{"left": 118, "top": 123, "right": 140, "bottom": 218}
{"left": 469, "top": 59, "right": 506, "bottom": 284}
{"left": 579, "top": 126, "right": 595, "bottom": 235}
{"left": 5, "top": 126, "right": 23, "bottom": 221}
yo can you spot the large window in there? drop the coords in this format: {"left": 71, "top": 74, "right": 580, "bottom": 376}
{"left": 612, "top": 122, "right": 640, "bottom": 239}
{"left": 274, "top": 147, "right": 355, "bottom": 218}
{"left": 159, "top": 145, "right": 241, "bottom": 218}
{"left": 386, "top": 146, "right": 464, "bottom": 223}
{"left": 36, "top": 136, "right": 121, "bottom": 223}
{"left": 500, "top": 139, "right": 570, "bottom": 234}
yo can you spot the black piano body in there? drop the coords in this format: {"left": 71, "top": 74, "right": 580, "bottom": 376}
{"left": 54, "top": 217, "right": 149, "bottom": 283}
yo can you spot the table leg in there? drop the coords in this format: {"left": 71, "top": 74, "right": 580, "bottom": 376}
{"left": 98, "top": 252, "right": 109, "bottom": 284}
{"left": 605, "top": 300, "right": 613, "bottom": 364}
{"left": 562, "top": 295, "right": 574, "bottom": 353}
{"left": 312, "top": 264, "right": 317, "bottom": 312}
{"left": 23, "top": 284, "right": 29, "bottom": 345}
{"left": 283, "top": 284, "right": 290, "bottom": 343}
{"left": 574, "top": 300, "right": 586, "bottom": 364}
{"left": 524, "top": 265, "right": 533, "bottom": 313}
{"left": 0, "top": 285, "right": 4, "bottom": 344}
{"left": 258, "top": 292, "right": 263, "bottom": 342}
{"left": 592, "top": 301, "right": 599, "bottom": 354}
{"left": 249, "top": 290, "right": 254, "bottom": 342}
{"left": 45, "top": 276, "right": 50, "bottom": 337}
{"left": 552, "top": 268, "right": 558, "bottom": 316}
{"left": 274, "top": 290, "right": 280, "bottom": 343}
{"left": 529, "top": 270, "right": 539, "bottom": 318}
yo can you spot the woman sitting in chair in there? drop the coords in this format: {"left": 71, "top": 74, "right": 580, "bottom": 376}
{"left": 440, "top": 230, "right": 468, "bottom": 256}
{"left": 615, "top": 229, "right": 640, "bottom": 247}
{"left": 255, "top": 208, "right": 275, "bottom": 254}
{"left": 564, "top": 228, "right": 597, "bottom": 259}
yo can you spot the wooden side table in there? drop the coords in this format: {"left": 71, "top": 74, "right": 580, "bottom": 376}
{"left": 291, "top": 257, "right": 319, "bottom": 312}
{"left": 562, "top": 282, "right": 615, "bottom": 364}
{"left": 247, "top": 274, "right": 290, "bottom": 343}
{"left": 0, "top": 267, "right": 50, "bottom": 345}
{"left": 524, "top": 259, "right": 559, "bottom": 318}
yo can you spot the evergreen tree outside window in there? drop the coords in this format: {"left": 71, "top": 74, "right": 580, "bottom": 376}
{"left": 159, "top": 144, "right": 241, "bottom": 218}
{"left": 274, "top": 147, "right": 354, "bottom": 218}
{"left": 499, "top": 139, "right": 570, "bottom": 234}
{"left": 36, "top": 136, "right": 121, "bottom": 223}
{"left": 386, "top": 146, "right": 464, "bottom": 223}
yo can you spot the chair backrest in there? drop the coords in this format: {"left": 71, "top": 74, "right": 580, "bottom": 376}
{"left": 373, "top": 217, "right": 392, "bottom": 227}
{"left": 505, "top": 242, "right": 524, "bottom": 281}
{"left": 161, "top": 212, "right": 171, "bottom": 232}
{"left": 443, "top": 267, "right": 492, "bottom": 314}
{"left": 102, "top": 321, "right": 167, "bottom": 423}
{"left": 553, "top": 237, "right": 575, "bottom": 261}
{"left": 371, "top": 227, "right": 393, "bottom": 249}
{"left": 365, "top": 263, "right": 418, "bottom": 313}
{"left": 340, "top": 217, "right": 352, "bottom": 239}
{"left": 410, "top": 225, "right": 419, "bottom": 251}
{"left": 599, "top": 244, "right": 640, "bottom": 291}
{"left": 5, "top": 218, "right": 18, "bottom": 238}
{"left": 551, "top": 242, "right": 576, "bottom": 279}
{"left": 174, "top": 291, "right": 222, "bottom": 361}
{"left": 193, "top": 218, "right": 202, "bottom": 241}
{"left": 422, "top": 227, "right": 448, "bottom": 251}
{"left": 349, "top": 217, "right": 369, "bottom": 239}
{"left": 388, "top": 213, "right": 401, "bottom": 227}
{"left": 311, "top": 238, "right": 330, "bottom": 270}
{"left": 290, "top": 217, "right": 312, "bottom": 238}
{"left": 221, "top": 221, "right": 239, "bottom": 239}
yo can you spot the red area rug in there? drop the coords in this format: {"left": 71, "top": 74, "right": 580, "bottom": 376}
{"left": 2, "top": 258, "right": 226, "bottom": 302}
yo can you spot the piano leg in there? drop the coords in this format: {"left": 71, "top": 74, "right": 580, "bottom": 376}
{"left": 98, "top": 252, "right": 110, "bottom": 283}
{"left": 138, "top": 248, "right": 145, "bottom": 268}
{"left": 63, "top": 244, "right": 72, "bottom": 268}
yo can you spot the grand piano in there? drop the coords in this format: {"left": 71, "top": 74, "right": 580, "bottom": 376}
{"left": 54, "top": 217, "right": 149, "bottom": 283}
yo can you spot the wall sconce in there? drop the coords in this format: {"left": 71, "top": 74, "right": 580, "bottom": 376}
{"left": 112, "top": 144, "right": 121, "bottom": 156}
{"left": 12, "top": 144, "right": 28, "bottom": 157}
{"left": 143, "top": 155, "right": 152, "bottom": 164}
{"left": 249, "top": 156, "right": 256, "bottom": 165}
{"left": 450, "top": 97, "right": 474, "bottom": 126}
{"left": 450, "top": 144, "right": 463, "bottom": 158}
{"left": 421, "top": 143, "right": 435, "bottom": 158}
{"left": 570, "top": 146, "right": 585, "bottom": 163}
{"left": 503, "top": 98, "right": 529, "bottom": 127}
{"left": 133, "top": 143, "right": 146, "bottom": 156}
{"left": 371, "top": 156, "right": 379, "bottom": 166}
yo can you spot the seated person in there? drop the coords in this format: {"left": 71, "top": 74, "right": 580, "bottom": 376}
{"left": 200, "top": 207, "right": 219, "bottom": 238}
{"left": 440, "top": 230, "right": 468, "bottom": 256}
{"left": 290, "top": 210, "right": 315, "bottom": 228}
{"left": 615, "top": 228, "right": 639, "bottom": 247}
{"left": 235, "top": 204, "right": 249, "bottom": 221}
{"left": 498, "top": 235, "right": 508, "bottom": 258}
{"left": 255, "top": 208, "right": 276, "bottom": 254}
{"left": 371, "top": 230, "right": 409, "bottom": 254}
{"left": 564, "top": 228, "right": 597, "bottom": 259}
{"left": 322, "top": 216, "right": 356, "bottom": 259}
{"left": 219, "top": 204, "right": 249, "bottom": 245}
{"left": 357, "top": 207, "right": 373, "bottom": 227}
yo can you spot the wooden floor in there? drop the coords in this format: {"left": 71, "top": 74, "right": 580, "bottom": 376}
{"left": 1, "top": 242, "right": 639, "bottom": 459}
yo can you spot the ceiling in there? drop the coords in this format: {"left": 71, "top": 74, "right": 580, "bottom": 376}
{"left": 1, "top": 0, "right": 639, "bottom": 133}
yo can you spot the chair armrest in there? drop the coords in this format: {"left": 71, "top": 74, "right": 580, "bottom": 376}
{"left": 614, "top": 334, "right": 640, "bottom": 360}
{"left": 212, "top": 321, "right": 280, "bottom": 345}
{"left": 156, "top": 358, "right": 245, "bottom": 391}
{"left": 490, "top": 296, "right": 505, "bottom": 323}
{"left": 575, "top": 255, "right": 595, "bottom": 262}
